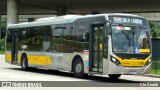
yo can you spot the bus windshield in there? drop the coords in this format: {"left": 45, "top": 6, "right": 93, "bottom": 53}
{"left": 111, "top": 25, "right": 150, "bottom": 54}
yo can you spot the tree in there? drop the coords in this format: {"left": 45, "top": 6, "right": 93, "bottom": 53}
{"left": 0, "top": 39, "right": 5, "bottom": 51}
{"left": 0, "top": 18, "right": 7, "bottom": 51}
{"left": 149, "top": 22, "right": 160, "bottom": 38}
{"left": 1, "top": 18, "right": 7, "bottom": 39}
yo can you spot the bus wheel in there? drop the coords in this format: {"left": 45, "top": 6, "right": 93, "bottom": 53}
{"left": 108, "top": 74, "right": 121, "bottom": 79}
{"left": 21, "top": 55, "right": 28, "bottom": 71}
{"left": 73, "top": 58, "right": 84, "bottom": 78}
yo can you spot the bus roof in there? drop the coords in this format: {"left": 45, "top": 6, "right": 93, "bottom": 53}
{"left": 7, "top": 13, "right": 146, "bottom": 29}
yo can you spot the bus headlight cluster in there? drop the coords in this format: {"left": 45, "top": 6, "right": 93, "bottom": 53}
{"left": 110, "top": 56, "right": 121, "bottom": 66}
{"left": 145, "top": 59, "right": 152, "bottom": 66}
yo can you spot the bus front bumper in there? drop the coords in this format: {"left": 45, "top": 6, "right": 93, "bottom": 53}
{"left": 107, "top": 61, "right": 152, "bottom": 75}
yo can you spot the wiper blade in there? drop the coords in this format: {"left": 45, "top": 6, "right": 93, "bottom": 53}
{"left": 134, "top": 25, "right": 142, "bottom": 40}
{"left": 119, "top": 24, "right": 130, "bottom": 40}
{"left": 121, "top": 29, "right": 130, "bottom": 40}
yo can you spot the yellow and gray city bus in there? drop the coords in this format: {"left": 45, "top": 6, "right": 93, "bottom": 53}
{"left": 5, "top": 13, "right": 152, "bottom": 79}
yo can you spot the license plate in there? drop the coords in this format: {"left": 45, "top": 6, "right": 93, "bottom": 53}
{"left": 129, "top": 71, "right": 137, "bottom": 74}
{"left": 134, "top": 61, "right": 145, "bottom": 66}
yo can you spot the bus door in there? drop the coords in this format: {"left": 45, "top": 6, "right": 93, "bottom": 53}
{"left": 11, "top": 30, "right": 18, "bottom": 64}
{"left": 90, "top": 24, "right": 104, "bottom": 73}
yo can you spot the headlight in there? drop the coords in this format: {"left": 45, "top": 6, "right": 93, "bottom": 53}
{"left": 110, "top": 56, "right": 121, "bottom": 66}
{"left": 111, "top": 58, "right": 116, "bottom": 62}
{"left": 145, "top": 59, "right": 152, "bottom": 66}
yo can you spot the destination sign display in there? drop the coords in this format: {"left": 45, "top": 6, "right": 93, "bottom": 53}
{"left": 109, "top": 16, "right": 147, "bottom": 26}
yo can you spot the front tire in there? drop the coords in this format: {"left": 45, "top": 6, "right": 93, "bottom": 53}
{"left": 108, "top": 74, "right": 121, "bottom": 79}
{"left": 21, "top": 55, "right": 28, "bottom": 71}
{"left": 73, "top": 58, "right": 84, "bottom": 78}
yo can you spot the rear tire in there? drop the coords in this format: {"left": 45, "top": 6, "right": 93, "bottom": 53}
{"left": 108, "top": 74, "right": 121, "bottom": 79}
{"left": 21, "top": 55, "right": 28, "bottom": 71}
{"left": 73, "top": 58, "right": 84, "bottom": 78}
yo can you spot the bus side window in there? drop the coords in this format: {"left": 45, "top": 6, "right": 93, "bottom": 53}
{"left": 42, "top": 26, "right": 51, "bottom": 51}
{"left": 70, "top": 24, "right": 76, "bottom": 52}
{"left": 7, "top": 29, "right": 11, "bottom": 42}
{"left": 52, "top": 24, "right": 65, "bottom": 52}
{"left": 6, "top": 29, "right": 12, "bottom": 51}
{"left": 27, "top": 27, "right": 42, "bottom": 51}
{"left": 76, "top": 23, "right": 89, "bottom": 51}
{"left": 63, "top": 24, "right": 72, "bottom": 52}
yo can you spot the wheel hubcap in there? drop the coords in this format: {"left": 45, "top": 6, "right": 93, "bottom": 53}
{"left": 75, "top": 63, "right": 82, "bottom": 73}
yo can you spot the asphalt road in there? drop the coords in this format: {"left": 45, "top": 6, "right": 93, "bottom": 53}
{"left": 0, "top": 55, "right": 160, "bottom": 90}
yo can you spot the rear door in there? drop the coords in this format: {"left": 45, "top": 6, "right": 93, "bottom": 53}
{"left": 10, "top": 30, "right": 18, "bottom": 64}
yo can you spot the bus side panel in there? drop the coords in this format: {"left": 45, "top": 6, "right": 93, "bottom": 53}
{"left": 5, "top": 51, "right": 12, "bottom": 64}
{"left": 73, "top": 16, "right": 107, "bottom": 74}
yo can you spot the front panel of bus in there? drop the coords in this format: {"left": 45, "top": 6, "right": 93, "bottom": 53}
{"left": 107, "top": 16, "right": 152, "bottom": 75}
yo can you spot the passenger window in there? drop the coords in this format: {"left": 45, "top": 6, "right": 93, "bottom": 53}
{"left": 78, "top": 24, "right": 86, "bottom": 31}
{"left": 42, "top": 26, "right": 51, "bottom": 51}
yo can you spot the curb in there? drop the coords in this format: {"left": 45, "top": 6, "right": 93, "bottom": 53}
{"left": 145, "top": 74, "right": 160, "bottom": 78}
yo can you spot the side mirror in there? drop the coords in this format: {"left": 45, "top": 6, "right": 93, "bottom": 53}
{"left": 108, "top": 29, "right": 112, "bottom": 35}
{"left": 107, "top": 23, "right": 112, "bottom": 35}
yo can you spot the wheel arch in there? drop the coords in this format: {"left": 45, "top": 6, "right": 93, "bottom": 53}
{"left": 71, "top": 55, "right": 83, "bottom": 72}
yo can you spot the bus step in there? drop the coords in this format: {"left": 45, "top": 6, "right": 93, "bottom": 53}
{"left": 92, "top": 68, "right": 103, "bottom": 72}
{"left": 89, "top": 71, "right": 103, "bottom": 75}
{"left": 12, "top": 61, "right": 18, "bottom": 64}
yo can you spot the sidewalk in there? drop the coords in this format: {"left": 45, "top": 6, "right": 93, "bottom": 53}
{"left": 145, "top": 74, "right": 160, "bottom": 78}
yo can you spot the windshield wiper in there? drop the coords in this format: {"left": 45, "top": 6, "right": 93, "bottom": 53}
{"left": 134, "top": 25, "right": 142, "bottom": 40}
{"left": 119, "top": 24, "right": 130, "bottom": 40}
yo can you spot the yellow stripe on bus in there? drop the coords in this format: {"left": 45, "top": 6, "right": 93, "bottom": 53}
{"left": 121, "top": 59, "right": 145, "bottom": 67}
{"left": 5, "top": 54, "right": 51, "bottom": 65}
{"left": 18, "top": 55, "right": 21, "bottom": 63}
{"left": 5, "top": 54, "right": 11, "bottom": 62}
{"left": 139, "top": 49, "right": 150, "bottom": 53}
{"left": 116, "top": 57, "right": 149, "bottom": 67}
{"left": 27, "top": 55, "right": 51, "bottom": 65}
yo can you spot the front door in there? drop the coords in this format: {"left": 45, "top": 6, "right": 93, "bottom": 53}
{"left": 90, "top": 24, "right": 104, "bottom": 72}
